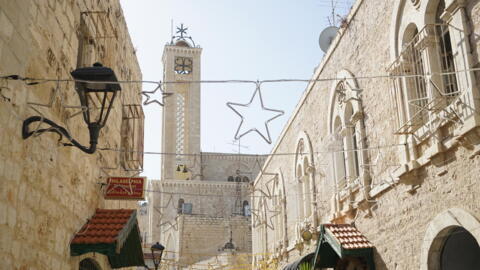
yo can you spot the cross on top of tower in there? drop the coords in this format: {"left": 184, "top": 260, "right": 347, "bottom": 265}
{"left": 176, "top": 24, "right": 188, "bottom": 38}
{"left": 171, "top": 23, "right": 197, "bottom": 47}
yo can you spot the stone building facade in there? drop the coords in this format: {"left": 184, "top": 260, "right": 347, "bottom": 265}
{"left": 0, "top": 1, "right": 145, "bottom": 269}
{"left": 141, "top": 33, "right": 266, "bottom": 269}
{"left": 252, "top": 0, "right": 480, "bottom": 269}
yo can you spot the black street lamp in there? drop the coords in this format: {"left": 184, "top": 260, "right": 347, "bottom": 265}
{"left": 22, "top": 62, "right": 121, "bottom": 154}
{"left": 151, "top": 242, "right": 165, "bottom": 270}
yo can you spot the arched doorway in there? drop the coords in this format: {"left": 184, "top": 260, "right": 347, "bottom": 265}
{"left": 335, "top": 256, "right": 368, "bottom": 270}
{"left": 421, "top": 208, "right": 480, "bottom": 270}
{"left": 440, "top": 227, "right": 480, "bottom": 270}
{"left": 79, "top": 258, "right": 101, "bottom": 270}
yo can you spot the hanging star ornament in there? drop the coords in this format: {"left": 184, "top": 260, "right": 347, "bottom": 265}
{"left": 251, "top": 197, "right": 281, "bottom": 230}
{"left": 227, "top": 82, "right": 284, "bottom": 144}
{"left": 141, "top": 82, "right": 172, "bottom": 107}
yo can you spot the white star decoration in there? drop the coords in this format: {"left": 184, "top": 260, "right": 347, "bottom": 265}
{"left": 251, "top": 197, "right": 281, "bottom": 230}
{"left": 227, "top": 82, "right": 284, "bottom": 144}
{"left": 141, "top": 82, "right": 172, "bottom": 107}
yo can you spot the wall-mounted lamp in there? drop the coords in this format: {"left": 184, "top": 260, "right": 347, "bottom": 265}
{"left": 150, "top": 242, "right": 165, "bottom": 270}
{"left": 22, "top": 62, "right": 121, "bottom": 154}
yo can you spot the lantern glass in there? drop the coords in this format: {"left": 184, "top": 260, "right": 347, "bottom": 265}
{"left": 81, "top": 88, "right": 117, "bottom": 127}
{"left": 71, "top": 63, "right": 121, "bottom": 128}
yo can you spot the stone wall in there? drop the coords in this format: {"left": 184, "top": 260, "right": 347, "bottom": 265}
{"left": 178, "top": 216, "right": 252, "bottom": 266}
{"left": 143, "top": 179, "right": 253, "bottom": 268}
{"left": 159, "top": 180, "right": 251, "bottom": 218}
{"left": 252, "top": 0, "right": 480, "bottom": 269}
{"left": 200, "top": 152, "right": 267, "bottom": 181}
{"left": 0, "top": 1, "right": 142, "bottom": 269}
{"left": 191, "top": 251, "right": 252, "bottom": 270}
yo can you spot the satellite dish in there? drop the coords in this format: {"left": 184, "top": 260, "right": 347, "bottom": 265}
{"left": 319, "top": 26, "right": 339, "bottom": 53}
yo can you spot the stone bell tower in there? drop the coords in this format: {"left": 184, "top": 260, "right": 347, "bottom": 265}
{"left": 161, "top": 24, "right": 202, "bottom": 180}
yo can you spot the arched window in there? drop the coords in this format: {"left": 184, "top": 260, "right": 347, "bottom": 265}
{"left": 328, "top": 71, "right": 368, "bottom": 218}
{"left": 333, "top": 116, "right": 347, "bottom": 190}
{"left": 296, "top": 163, "right": 305, "bottom": 221}
{"left": 302, "top": 157, "right": 312, "bottom": 217}
{"left": 404, "top": 25, "right": 429, "bottom": 125}
{"left": 242, "top": 200, "right": 251, "bottom": 216}
{"left": 235, "top": 176, "right": 241, "bottom": 182}
{"left": 242, "top": 176, "right": 249, "bottom": 182}
{"left": 345, "top": 103, "right": 360, "bottom": 180}
{"left": 389, "top": 0, "right": 473, "bottom": 138}
{"left": 294, "top": 133, "right": 316, "bottom": 225}
{"left": 435, "top": 0, "right": 459, "bottom": 99}
{"left": 227, "top": 176, "right": 234, "bottom": 182}
{"left": 79, "top": 259, "right": 101, "bottom": 270}
{"left": 177, "top": 198, "right": 184, "bottom": 214}
{"left": 273, "top": 174, "right": 286, "bottom": 248}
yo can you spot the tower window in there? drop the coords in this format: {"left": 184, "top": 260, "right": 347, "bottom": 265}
{"left": 174, "top": 57, "right": 193, "bottom": 74}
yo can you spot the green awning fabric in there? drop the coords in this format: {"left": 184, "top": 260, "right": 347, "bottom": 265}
{"left": 313, "top": 224, "right": 375, "bottom": 270}
{"left": 70, "top": 209, "right": 145, "bottom": 269}
{"left": 108, "top": 224, "right": 145, "bottom": 268}
{"left": 282, "top": 253, "right": 315, "bottom": 270}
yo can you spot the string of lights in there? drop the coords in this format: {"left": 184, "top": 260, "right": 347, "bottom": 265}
{"left": 3, "top": 67, "right": 479, "bottom": 201}
{"left": 95, "top": 142, "right": 407, "bottom": 157}
{"left": 2, "top": 67, "right": 480, "bottom": 86}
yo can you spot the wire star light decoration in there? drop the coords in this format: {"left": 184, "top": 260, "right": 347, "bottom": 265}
{"left": 152, "top": 194, "right": 180, "bottom": 232}
{"left": 141, "top": 82, "right": 172, "bottom": 107}
{"left": 227, "top": 82, "right": 284, "bottom": 144}
{"left": 188, "top": 154, "right": 207, "bottom": 180}
{"left": 251, "top": 197, "right": 281, "bottom": 230}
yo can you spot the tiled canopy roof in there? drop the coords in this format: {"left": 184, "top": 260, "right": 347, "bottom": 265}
{"left": 70, "top": 208, "right": 145, "bottom": 268}
{"left": 324, "top": 224, "right": 374, "bottom": 250}
{"left": 71, "top": 209, "right": 135, "bottom": 245}
{"left": 313, "top": 224, "right": 375, "bottom": 269}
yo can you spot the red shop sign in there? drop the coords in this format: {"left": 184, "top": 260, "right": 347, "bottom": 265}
{"left": 104, "top": 177, "right": 146, "bottom": 200}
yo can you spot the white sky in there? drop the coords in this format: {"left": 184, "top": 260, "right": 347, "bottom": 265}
{"left": 119, "top": 0, "right": 354, "bottom": 179}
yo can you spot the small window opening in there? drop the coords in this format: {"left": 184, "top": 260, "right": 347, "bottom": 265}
{"left": 177, "top": 198, "right": 184, "bottom": 214}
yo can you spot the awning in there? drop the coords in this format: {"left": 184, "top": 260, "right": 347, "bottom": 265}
{"left": 313, "top": 224, "right": 375, "bottom": 270}
{"left": 70, "top": 209, "right": 145, "bottom": 269}
{"left": 283, "top": 253, "right": 315, "bottom": 270}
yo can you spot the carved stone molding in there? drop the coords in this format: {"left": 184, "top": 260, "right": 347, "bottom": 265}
{"left": 410, "top": 0, "right": 421, "bottom": 9}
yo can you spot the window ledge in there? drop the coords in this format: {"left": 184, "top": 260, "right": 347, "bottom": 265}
{"left": 369, "top": 182, "right": 393, "bottom": 198}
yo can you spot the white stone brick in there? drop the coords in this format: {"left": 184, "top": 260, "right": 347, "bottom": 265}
{"left": 0, "top": 10, "right": 14, "bottom": 42}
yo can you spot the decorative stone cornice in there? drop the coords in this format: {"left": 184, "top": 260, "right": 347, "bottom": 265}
{"left": 160, "top": 179, "right": 251, "bottom": 188}
{"left": 164, "top": 45, "right": 202, "bottom": 55}
{"left": 201, "top": 152, "right": 267, "bottom": 162}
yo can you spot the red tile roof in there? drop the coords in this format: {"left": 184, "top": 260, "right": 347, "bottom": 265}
{"left": 324, "top": 224, "right": 374, "bottom": 250}
{"left": 71, "top": 209, "right": 135, "bottom": 245}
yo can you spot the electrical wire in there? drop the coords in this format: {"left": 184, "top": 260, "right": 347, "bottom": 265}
{"left": 2, "top": 67, "right": 480, "bottom": 86}
{"left": 96, "top": 142, "right": 406, "bottom": 157}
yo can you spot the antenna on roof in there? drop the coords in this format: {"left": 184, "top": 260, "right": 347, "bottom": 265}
{"left": 170, "top": 19, "right": 174, "bottom": 41}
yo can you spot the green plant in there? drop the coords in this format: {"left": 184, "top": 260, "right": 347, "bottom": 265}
{"left": 298, "top": 261, "right": 312, "bottom": 270}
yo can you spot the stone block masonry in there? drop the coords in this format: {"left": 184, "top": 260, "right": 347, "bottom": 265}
{"left": 251, "top": 0, "right": 480, "bottom": 269}
{"left": 0, "top": 0, "right": 142, "bottom": 269}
